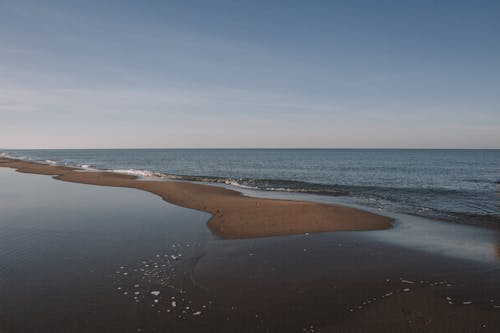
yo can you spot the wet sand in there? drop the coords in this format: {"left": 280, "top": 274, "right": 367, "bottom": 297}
{"left": 328, "top": 288, "right": 500, "bottom": 332}
{"left": 1, "top": 167, "right": 500, "bottom": 332}
{"left": 0, "top": 157, "right": 391, "bottom": 238}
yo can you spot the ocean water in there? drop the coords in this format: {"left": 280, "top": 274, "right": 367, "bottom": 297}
{"left": 3, "top": 149, "right": 499, "bottom": 227}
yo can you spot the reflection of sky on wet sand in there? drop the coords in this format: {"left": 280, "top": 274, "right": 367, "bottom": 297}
{"left": 361, "top": 213, "right": 500, "bottom": 264}
{"left": 495, "top": 241, "right": 500, "bottom": 260}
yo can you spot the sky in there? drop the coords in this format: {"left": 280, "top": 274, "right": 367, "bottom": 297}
{"left": 1, "top": 0, "right": 499, "bottom": 148}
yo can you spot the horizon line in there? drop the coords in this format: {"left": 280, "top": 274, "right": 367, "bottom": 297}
{"left": 2, "top": 147, "right": 500, "bottom": 150}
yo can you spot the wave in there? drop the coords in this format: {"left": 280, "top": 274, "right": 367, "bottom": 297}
{"left": 106, "top": 170, "right": 350, "bottom": 196}
{"left": 464, "top": 178, "right": 498, "bottom": 184}
{"left": 154, "top": 174, "right": 350, "bottom": 196}
{"left": 1, "top": 152, "right": 27, "bottom": 160}
{"left": 414, "top": 208, "right": 500, "bottom": 228}
{"left": 111, "top": 169, "right": 165, "bottom": 178}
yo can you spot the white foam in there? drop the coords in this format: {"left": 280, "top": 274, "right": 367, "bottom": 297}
{"left": 225, "top": 180, "right": 258, "bottom": 190}
{"left": 112, "top": 169, "right": 159, "bottom": 178}
{"left": 1, "top": 153, "right": 27, "bottom": 160}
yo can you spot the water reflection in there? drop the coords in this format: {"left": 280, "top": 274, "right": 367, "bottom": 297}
{"left": 362, "top": 213, "right": 500, "bottom": 264}
{"left": 495, "top": 231, "right": 500, "bottom": 260}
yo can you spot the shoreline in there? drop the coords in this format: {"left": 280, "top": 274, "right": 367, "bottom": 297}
{"left": 0, "top": 157, "right": 392, "bottom": 239}
{"left": 1, "top": 163, "right": 499, "bottom": 332}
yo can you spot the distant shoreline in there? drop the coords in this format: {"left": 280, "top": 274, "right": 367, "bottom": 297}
{"left": 0, "top": 156, "right": 392, "bottom": 239}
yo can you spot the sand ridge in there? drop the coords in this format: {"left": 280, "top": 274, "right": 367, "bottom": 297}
{"left": 0, "top": 157, "right": 392, "bottom": 239}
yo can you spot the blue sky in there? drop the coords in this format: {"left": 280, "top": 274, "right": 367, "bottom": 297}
{"left": 1, "top": 0, "right": 499, "bottom": 148}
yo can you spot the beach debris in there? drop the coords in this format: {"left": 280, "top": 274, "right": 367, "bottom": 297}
{"left": 112, "top": 242, "right": 215, "bottom": 315}
{"left": 193, "top": 311, "right": 201, "bottom": 316}
{"left": 302, "top": 324, "right": 318, "bottom": 332}
{"left": 401, "top": 279, "right": 415, "bottom": 284}
{"left": 462, "top": 301, "right": 472, "bottom": 305}
{"left": 403, "top": 288, "right": 410, "bottom": 292}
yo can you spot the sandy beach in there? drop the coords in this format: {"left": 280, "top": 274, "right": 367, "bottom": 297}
{"left": 0, "top": 157, "right": 391, "bottom": 239}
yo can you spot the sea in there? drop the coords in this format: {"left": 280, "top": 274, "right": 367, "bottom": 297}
{"left": 2, "top": 149, "right": 499, "bottom": 228}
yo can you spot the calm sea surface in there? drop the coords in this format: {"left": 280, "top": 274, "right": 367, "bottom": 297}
{"left": 3, "top": 149, "right": 499, "bottom": 227}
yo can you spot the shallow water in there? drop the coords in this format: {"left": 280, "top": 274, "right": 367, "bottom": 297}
{"left": 0, "top": 168, "right": 211, "bottom": 332}
{"left": 1, "top": 167, "right": 500, "bottom": 332}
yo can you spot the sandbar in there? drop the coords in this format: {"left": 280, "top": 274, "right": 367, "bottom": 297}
{"left": 0, "top": 157, "right": 392, "bottom": 238}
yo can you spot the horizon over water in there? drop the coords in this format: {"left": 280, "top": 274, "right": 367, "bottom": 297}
{"left": 2, "top": 148, "right": 499, "bottom": 228}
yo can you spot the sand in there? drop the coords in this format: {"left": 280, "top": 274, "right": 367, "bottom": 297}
{"left": 327, "top": 288, "right": 500, "bottom": 332}
{"left": 0, "top": 157, "right": 392, "bottom": 239}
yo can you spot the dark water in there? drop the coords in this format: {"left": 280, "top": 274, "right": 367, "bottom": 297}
{"left": 0, "top": 168, "right": 211, "bottom": 332}
{"left": 1, "top": 168, "right": 500, "bottom": 332}
{"left": 3, "top": 149, "right": 500, "bottom": 227}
